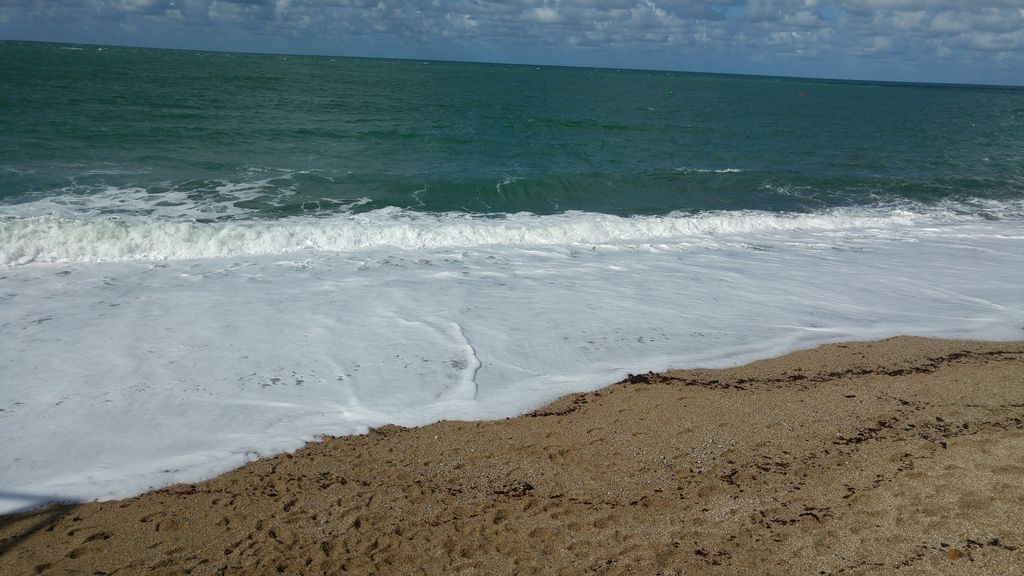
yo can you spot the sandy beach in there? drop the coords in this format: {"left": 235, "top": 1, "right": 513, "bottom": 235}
{"left": 2, "top": 336, "right": 1022, "bottom": 575}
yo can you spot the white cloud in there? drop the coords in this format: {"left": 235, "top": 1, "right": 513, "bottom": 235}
{"left": 784, "top": 9, "right": 826, "bottom": 27}
{"left": 526, "top": 6, "right": 562, "bottom": 24}
{"left": 843, "top": 0, "right": 1006, "bottom": 9}
{"left": 887, "top": 10, "right": 926, "bottom": 30}
{"left": 871, "top": 34, "right": 893, "bottom": 51}
{"left": 958, "top": 29, "right": 1024, "bottom": 52}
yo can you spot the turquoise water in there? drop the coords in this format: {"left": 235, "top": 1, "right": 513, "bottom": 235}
{"left": 3, "top": 40, "right": 1022, "bottom": 220}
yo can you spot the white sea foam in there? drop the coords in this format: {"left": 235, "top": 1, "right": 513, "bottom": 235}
{"left": 3, "top": 200, "right": 1020, "bottom": 266}
{"left": 1, "top": 201, "right": 1023, "bottom": 514}
{"left": 675, "top": 166, "right": 743, "bottom": 174}
{"left": 2, "top": 169, "right": 368, "bottom": 222}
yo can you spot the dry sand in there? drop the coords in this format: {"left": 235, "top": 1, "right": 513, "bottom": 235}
{"left": 2, "top": 336, "right": 1023, "bottom": 575}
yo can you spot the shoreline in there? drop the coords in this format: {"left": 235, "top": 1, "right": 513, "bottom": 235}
{"left": 2, "top": 336, "right": 1023, "bottom": 574}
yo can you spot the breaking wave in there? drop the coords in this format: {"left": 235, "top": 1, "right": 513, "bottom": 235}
{"left": 3, "top": 199, "right": 1022, "bottom": 265}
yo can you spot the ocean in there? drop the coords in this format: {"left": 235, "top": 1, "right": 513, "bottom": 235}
{"left": 2, "top": 41, "right": 1023, "bottom": 513}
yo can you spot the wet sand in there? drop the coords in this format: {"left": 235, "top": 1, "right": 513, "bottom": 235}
{"left": 2, "top": 336, "right": 1023, "bottom": 575}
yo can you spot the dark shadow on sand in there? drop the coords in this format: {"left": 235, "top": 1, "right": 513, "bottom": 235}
{"left": 0, "top": 491, "right": 81, "bottom": 557}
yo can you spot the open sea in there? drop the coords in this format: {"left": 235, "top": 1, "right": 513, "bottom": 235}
{"left": 2, "top": 41, "right": 1023, "bottom": 512}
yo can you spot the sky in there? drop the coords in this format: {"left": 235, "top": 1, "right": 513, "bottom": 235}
{"left": 1, "top": 1, "right": 1022, "bottom": 85}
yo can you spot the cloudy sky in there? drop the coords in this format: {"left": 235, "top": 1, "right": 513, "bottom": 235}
{"left": 2, "top": 1, "right": 1022, "bottom": 84}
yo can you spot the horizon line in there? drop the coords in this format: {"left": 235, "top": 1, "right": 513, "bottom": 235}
{"left": 3, "top": 37, "right": 1022, "bottom": 90}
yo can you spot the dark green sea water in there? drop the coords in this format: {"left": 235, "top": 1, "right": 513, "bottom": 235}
{"left": 2, "top": 40, "right": 1023, "bottom": 219}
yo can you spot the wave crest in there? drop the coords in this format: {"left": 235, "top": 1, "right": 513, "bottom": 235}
{"left": 3, "top": 201, "right": 1020, "bottom": 265}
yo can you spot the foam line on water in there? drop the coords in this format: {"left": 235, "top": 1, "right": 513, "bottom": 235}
{"left": 450, "top": 322, "right": 482, "bottom": 401}
{"left": 675, "top": 166, "right": 743, "bottom": 174}
{"left": 3, "top": 200, "right": 1021, "bottom": 265}
{"left": 1, "top": 170, "right": 372, "bottom": 221}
